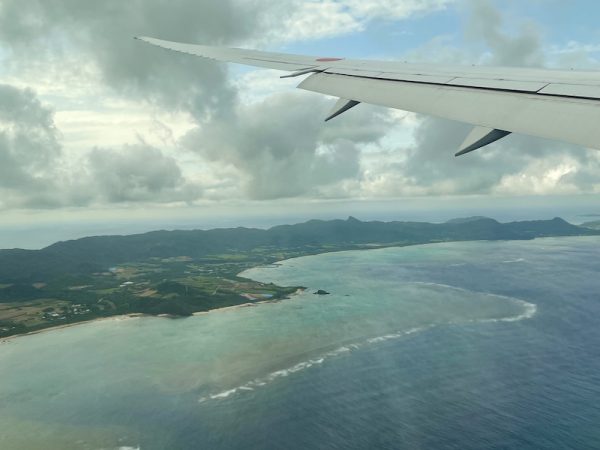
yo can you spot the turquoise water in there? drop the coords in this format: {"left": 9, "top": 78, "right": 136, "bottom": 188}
{"left": 0, "top": 237, "right": 599, "bottom": 449}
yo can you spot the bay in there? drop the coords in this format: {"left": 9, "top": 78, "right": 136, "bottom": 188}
{"left": 1, "top": 237, "right": 599, "bottom": 449}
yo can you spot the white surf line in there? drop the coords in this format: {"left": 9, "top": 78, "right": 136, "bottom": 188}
{"left": 409, "top": 281, "right": 538, "bottom": 323}
{"left": 198, "top": 326, "right": 432, "bottom": 404}
{"left": 198, "top": 282, "right": 537, "bottom": 404}
{"left": 479, "top": 299, "right": 537, "bottom": 323}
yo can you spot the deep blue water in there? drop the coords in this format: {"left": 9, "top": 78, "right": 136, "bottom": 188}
{"left": 204, "top": 238, "right": 600, "bottom": 450}
{"left": 1, "top": 237, "right": 600, "bottom": 449}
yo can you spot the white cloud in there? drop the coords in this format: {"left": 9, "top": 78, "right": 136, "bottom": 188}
{"left": 549, "top": 41, "right": 600, "bottom": 56}
{"left": 261, "top": 0, "right": 454, "bottom": 43}
{"left": 2, "top": 0, "right": 600, "bottom": 214}
{"left": 342, "top": 0, "right": 452, "bottom": 20}
{"left": 232, "top": 69, "right": 300, "bottom": 105}
{"left": 273, "top": 1, "right": 362, "bottom": 42}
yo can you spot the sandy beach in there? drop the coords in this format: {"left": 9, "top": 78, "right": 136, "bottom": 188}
{"left": 0, "top": 288, "right": 306, "bottom": 343}
{"left": 0, "top": 313, "right": 146, "bottom": 344}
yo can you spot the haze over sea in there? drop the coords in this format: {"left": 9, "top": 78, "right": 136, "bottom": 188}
{"left": 1, "top": 237, "right": 600, "bottom": 449}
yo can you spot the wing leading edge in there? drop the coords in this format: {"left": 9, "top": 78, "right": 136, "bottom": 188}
{"left": 136, "top": 36, "right": 600, "bottom": 154}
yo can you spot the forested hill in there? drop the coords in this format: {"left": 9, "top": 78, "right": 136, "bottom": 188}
{"left": 0, "top": 216, "right": 595, "bottom": 282}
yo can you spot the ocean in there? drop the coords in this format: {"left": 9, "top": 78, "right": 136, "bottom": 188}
{"left": 1, "top": 237, "right": 599, "bottom": 449}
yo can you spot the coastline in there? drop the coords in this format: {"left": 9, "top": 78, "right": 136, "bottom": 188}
{"left": 0, "top": 313, "right": 145, "bottom": 344}
{"left": 4, "top": 235, "right": 594, "bottom": 344}
{"left": 0, "top": 288, "right": 306, "bottom": 343}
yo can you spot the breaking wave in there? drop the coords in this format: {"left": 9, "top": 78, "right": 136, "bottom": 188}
{"left": 502, "top": 258, "right": 526, "bottom": 263}
{"left": 410, "top": 281, "right": 537, "bottom": 323}
{"left": 480, "top": 300, "right": 537, "bottom": 323}
{"left": 198, "top": 326, "right": 431, "bottom": 404}
{"left": 198, "top": 282, "right": 536, "bottom": 404}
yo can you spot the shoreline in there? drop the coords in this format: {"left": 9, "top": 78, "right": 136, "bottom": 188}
{"left": 3, "top": 235, "right": 591, "bottom": 344}
{"left": 0, "top": 288, "right": 307, "bottom": 343}
{"left": 0, "top": 313, "right": 146, "bottom": 343}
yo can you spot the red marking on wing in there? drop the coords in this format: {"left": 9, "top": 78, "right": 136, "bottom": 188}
{"left": 316, "top": 57, "right": 344, "bottom": 62}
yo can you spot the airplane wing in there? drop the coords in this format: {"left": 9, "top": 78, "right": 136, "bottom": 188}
{"left": 136, "top": 36, "right": 600, "bottom": 155}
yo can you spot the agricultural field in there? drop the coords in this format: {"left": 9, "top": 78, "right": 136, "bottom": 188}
{"left": 0, "top": 251, "right": 305, "bottom": 338}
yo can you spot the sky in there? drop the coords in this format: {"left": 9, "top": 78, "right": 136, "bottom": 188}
{"left": 2, "top": 0, "right": 600, "bottom": 248}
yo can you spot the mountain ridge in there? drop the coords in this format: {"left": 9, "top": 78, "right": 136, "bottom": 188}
{"left": 0, "top": 216, "right": 595, "bottom": 283}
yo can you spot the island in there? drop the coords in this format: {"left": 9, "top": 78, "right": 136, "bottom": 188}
{"left": 0, "top": 216, "right": 596, "bottom": 338}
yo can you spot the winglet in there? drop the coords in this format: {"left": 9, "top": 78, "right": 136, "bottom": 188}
{"left": 455, "top": 126, "right": 511, "bottom": 157}
{"left": 325, "top": 98, "right": 360, "bottom": 122}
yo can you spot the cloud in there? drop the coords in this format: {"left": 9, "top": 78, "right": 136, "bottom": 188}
{"left": 387, "top": 117, "right": 598, "bottom": 196}
{"left": 259, "top": 0, "right": 454, "bottom": 43}
{"left": 0, "top": 0, "right": 456, "bottom": 96}
{"left": 0, "top": 0, "right": 264, "bottom": 208}
{"left": 0, "top": 0, "right": 452, "bottom": 110}
{"left": 0, "top": 83, "right": 202, "bottom": 208}
{"left": 341, "top": 0, "right": 452, "bottom": 21}
{"left": 0, "top": 0, "right": 599, "bottom": 212}
{"left": 464, "top": 0, "right": 544, "bottom": 67}
{"left": 182, "top": 93, "right": 392, "bottom": 199}
{"left": 370, "top": 0, "right": 600, "bottom": 198}
{"left": 0, "top": 0, "right": 265, "bottom": 119}
{"left": 85, "top": 144, "right": 201, "bottom": 203}
{"left": 0, "top": 84, "right": 61, "bottom": 207}
{"left": 0, "top": 0, "right": 433, "bottom": 206}
{"left": 268, "top": 2, "right": 362, "bottom": 42}
{"left": 546, "top": 40, "right": 600, "bottom": 70}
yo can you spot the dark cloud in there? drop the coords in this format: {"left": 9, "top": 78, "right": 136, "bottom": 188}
{"left": 86, "top": 144, "right": 201, "bottom": 203}
{"left": 465, "top": 0, "right": 544, "bottom": 67}
{"left": 0, "top": 84, "right": 55, "bottom": 130}
{"left": 182, "top": 93, "right": 390, "bottom": 199}
{"left": 398, "top": 116, "right": 589, "bottom": 195}
{"left": 0, "top": 83, "right": 201, "bottom": 208}
{"left": 0, "top": 0, "right": 392, "bottom": 203}
{"left": 0, "top": 0, "right": 598, "bottom": 209}
{"left": 391, "top": 0, "right": 598, "bottom": 196}
{"left": 0, "top": 0, "right": 265, "bottom": 119}
{"left": 0, "top": 84, "right": 60, "bottom": 199}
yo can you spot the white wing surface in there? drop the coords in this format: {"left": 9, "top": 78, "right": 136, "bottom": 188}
{"left": 136, "top": 36, "right": 600, "bottom": 155}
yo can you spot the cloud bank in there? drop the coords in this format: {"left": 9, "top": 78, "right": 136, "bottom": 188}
{"left": 0, "top": 0, "right": 598, "bottom": 212}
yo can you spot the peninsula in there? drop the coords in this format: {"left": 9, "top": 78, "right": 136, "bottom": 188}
{"left": 0, "top": 216, "right": 596, "bottom": 338}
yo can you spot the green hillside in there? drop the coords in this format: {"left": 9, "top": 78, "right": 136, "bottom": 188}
{"left": 0, "top": 216, "right": 595, "bottom": 338}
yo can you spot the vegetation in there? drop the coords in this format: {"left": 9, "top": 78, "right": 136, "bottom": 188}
{"left": 0, "top": 216, "right": 596, "bottom": 338}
